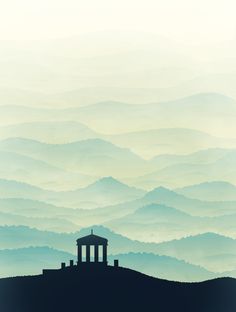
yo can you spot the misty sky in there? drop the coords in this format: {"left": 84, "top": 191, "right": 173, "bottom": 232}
{"left": 0, "top": 0, "right": 236, "bottom": 43}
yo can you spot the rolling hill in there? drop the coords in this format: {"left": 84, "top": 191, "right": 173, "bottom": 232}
{"left": 0, "top": 226, "right": 236, "bottom": 274}
{"left": 109, "top": 252, "right": 215, "bottom": 282}
{"left": 131, "top": 149, "right": 236, "bottom": 189}
{"left": 104, "top": 203, "right": 202, "bottom": 242}
{"left": 0, "top": 247, "right": 75, "bottom": 277}
{"left": 0, "top": 198, "right": 73, "bottom": 218}
{"left": 0, "top": 121, "right": 99, "bottom": 144}
{"left": 0, "top": 179, "right": 49, "bottom": 200}
{"left": 105, "top": 198, "right": 236, "bottom": 242}
{"left": 66, "top": 93, "right": 236, "bottom": 134}
{"left": 64, "top": 177, "right": 145, "bottom": 207}
{"left": 0, "top": 210, "right": 78, "bottom": 233}
{"left": 1, "top": 179, "right": 235, "bottom": 236}
{"left": 0, "top": 138, "right": 149, "bottom": 177}
{"left": 0, "top": 150, "right": 95, "bottom": 190}
{"left": 0, "top": 247, "right": 215, "bottom": 282}
{"left": 0, "top": 176, "right": 145, "bottom": 209}
{"left": 105, "top": 200, "right": 236, "bottom": 241}
{"left": 1, "top": 93, "right": 236, "bottom": 136}
{"left": 140, "top": 187, "right": 236, "bottom": 217}
{"left": 154, "top": 232, "right": 236, "bottom": 272}
{"left": 1, "top": 266, "right": 235, "bottom": 312}
{"left": 108, "top": 129, "right": 236, "bottom": 158}
{"left": 176, "top": 181, "right": 236, "bottom": 202}
{"left": 150, "top": 148, "right": 231, "bottom": 170}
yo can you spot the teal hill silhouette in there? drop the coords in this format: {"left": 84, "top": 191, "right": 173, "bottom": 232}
{"left": 176, "top": 181, "right": 236, "bottom": 201}
{"left": 1, "top": 225, "right": 236, "bottom": 276}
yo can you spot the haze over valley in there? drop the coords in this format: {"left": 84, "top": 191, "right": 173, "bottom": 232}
{"left": 1, "top": 5, "right": 236, "bottom": 282}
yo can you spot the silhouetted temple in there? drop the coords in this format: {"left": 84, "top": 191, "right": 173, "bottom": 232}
{"left": 77, "top": 229, "right": 108, "bottom": 265}
{"left": 43, "top": 230, "right": 118, "bottom": 275}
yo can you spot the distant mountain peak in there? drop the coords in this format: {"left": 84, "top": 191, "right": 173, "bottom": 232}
{"left": 144, "top": 186, "right": 176, "bottom": 198}
{"left": 96, "top": 176, "right": 123, "bottom": 185}
{"left": 177, "top": 92, "right": 236, "bottom": 103}
{"left": 181, "top": 232, "right": 235, "bottom": 241}
{"left": 78, "top": 225, "right": 123, "bottom": 238}
{"left": 88, "top": 176, "right": 126, "bottom": 188}
{"left": 136, "top": 203, "right": 190, "bottom": 217}
{"left": 85, "top": 176, "right": 142, "bottom": 192}
{"left": 197, "top": 181, "right": 236, "bottom": 188}
{"left": 176, "top": 181, "right": 236, "bottom": 201}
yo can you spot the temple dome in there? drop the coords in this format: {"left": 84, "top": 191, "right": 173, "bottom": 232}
{"left": 76, "top": 230, "right": 108, "bottom": 246}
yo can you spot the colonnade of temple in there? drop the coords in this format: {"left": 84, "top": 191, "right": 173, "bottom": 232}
{"left": 77, "top": 244, "right": 107, "bottom": 264}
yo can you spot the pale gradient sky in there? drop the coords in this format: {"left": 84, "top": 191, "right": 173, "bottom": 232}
{"left": 0, "top": 0, "right": 235, "bottom": 43}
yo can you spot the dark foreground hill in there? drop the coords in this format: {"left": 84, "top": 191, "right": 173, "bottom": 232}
{"left": 0, "top": 265, "right": 235, "bottom": 312}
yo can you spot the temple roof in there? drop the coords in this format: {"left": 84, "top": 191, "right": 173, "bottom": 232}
{"left": 76, "top": 230, "right": 108, "bottom": 245}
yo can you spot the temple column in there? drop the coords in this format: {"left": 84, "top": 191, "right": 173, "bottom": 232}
{"left": 77, "top": 244, "right": 82, "bottom": 264}
{"left": 103, "top": 244, "right": 107, "bottom": 264}
{"left": 86, "top": 244, "right": 90, "bottom": 262}
{"left": 95, "top": 245, "right": 99, "bottom": 263}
